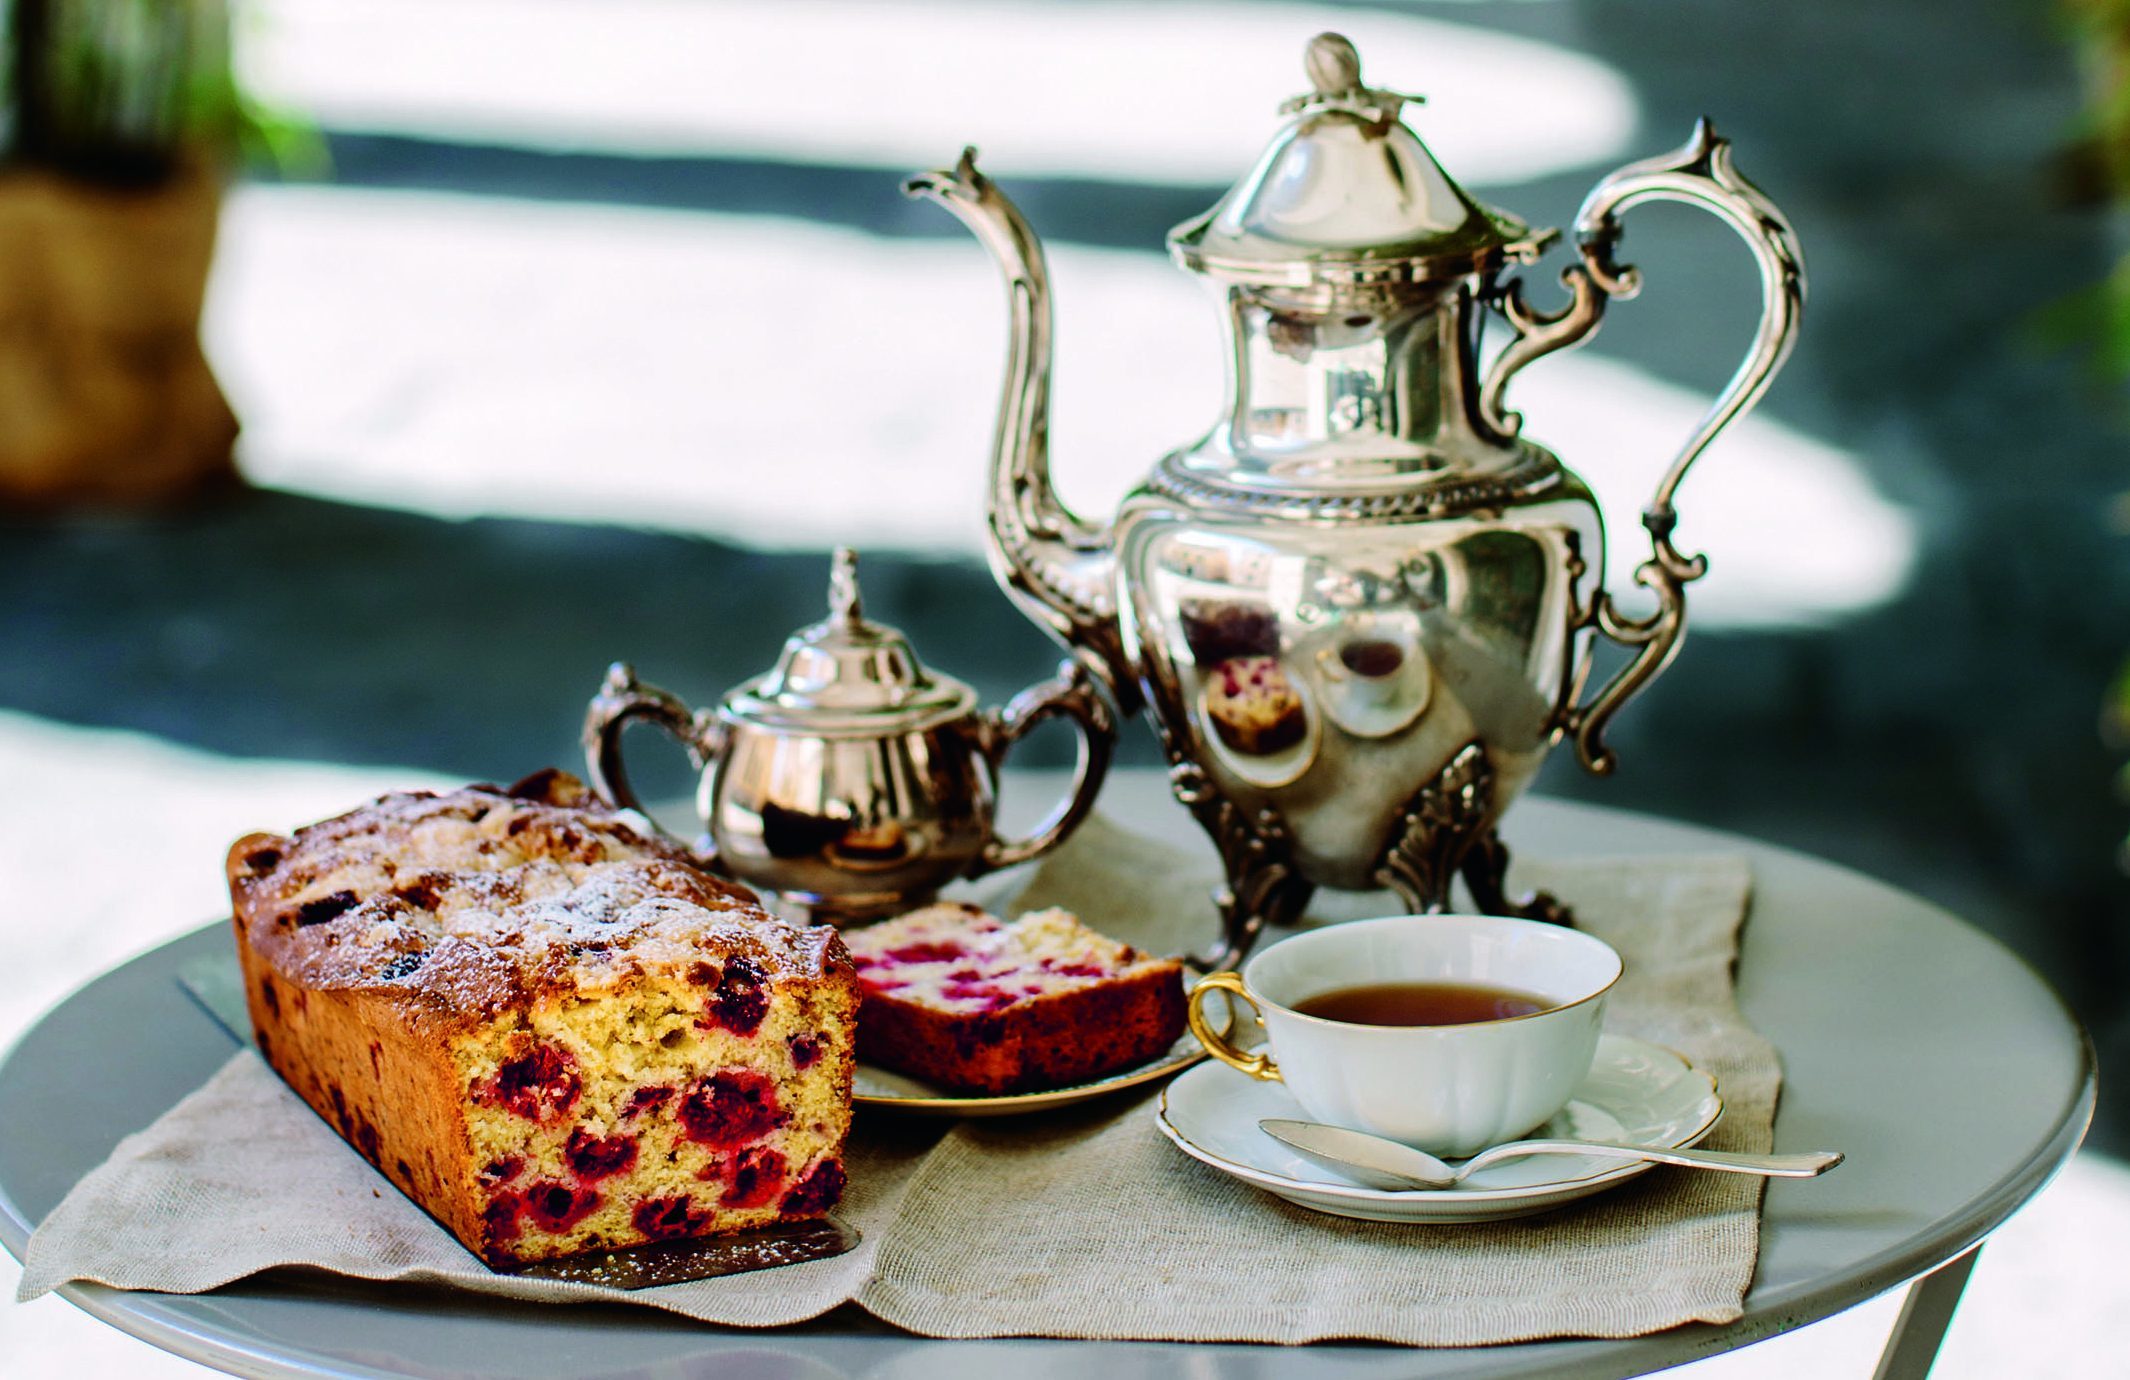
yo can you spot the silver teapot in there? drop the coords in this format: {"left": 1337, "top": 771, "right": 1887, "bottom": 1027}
{"left": 907, "top": 33, "right": 1804, "bottom": 968}
{"left": 582, "top": 548, "right": 1114, "bottom": 922}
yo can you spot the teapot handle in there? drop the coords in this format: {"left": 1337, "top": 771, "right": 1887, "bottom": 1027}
{"left": 581, "top": 662, "right": 728, "bottom": 858}
{"left": 1485, "top": 120, "right": 1805, "bottom": 775}
{"left": 968, "top": 660, "right": 1117, "bottom": 874}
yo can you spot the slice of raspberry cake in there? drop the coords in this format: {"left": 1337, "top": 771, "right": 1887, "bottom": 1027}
{"left": 845, "top": 904, "right": 1185, "bottom": 1095}
{"left": 1204, "top": 655, "right": 1306, "bottom": 756}
{"left": 228, "top": 770, "right": 858, "bottom": 1268}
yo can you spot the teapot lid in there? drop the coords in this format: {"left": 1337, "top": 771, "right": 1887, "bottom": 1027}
{"left": 1169, "top": 33, "right": 1551, "bottom": 288}
{"left": 724, "top": 548, "right": 978, "bottom": 735}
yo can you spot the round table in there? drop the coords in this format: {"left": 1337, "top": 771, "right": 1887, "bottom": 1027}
{"left": 0, "top": 775, "right": 2094, "bottom": 1379}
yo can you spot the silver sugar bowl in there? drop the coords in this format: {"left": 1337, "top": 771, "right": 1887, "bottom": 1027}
{"left": 583, "top": 548, "right": 1114, "bottom": 922}
{"left": 907, "top": 32, "right": 1805, "bottom": 967}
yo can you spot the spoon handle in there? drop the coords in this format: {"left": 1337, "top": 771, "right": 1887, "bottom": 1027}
{"left": 1471, "top": 1139, "right": 1842, "bottom": 1178}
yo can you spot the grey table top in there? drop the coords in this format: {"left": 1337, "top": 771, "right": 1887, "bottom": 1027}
{"left": 0, "top": 773, "right": 2095, "bottom": 1379}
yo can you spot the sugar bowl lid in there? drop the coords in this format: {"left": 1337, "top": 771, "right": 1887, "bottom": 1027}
{"left": 723, "top": 548, "right": 978, "bottom": 736}
{"left": 1168, "top": 32, "right": 1551, "bottom": 288}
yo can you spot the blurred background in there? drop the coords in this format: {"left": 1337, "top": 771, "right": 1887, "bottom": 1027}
{"left": 2, "top": 0, "right": 2127, "bottom": 1373}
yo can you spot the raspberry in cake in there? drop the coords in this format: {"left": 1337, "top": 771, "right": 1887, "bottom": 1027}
{"left": 1203, "top": 654, "right": 1306, "bottom": 755}
{"left": 228, "top": 769, "right": 859, "bottom": 1268}
{"left": 844, "top": 904, "right": 1185, "bottom": 1095}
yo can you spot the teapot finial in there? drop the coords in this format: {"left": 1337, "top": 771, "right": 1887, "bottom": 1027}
{"left": 1283, "top": 33, "right": 1418, "bottom": 119}
{"left": 1305, "top": 32, "right": 1363, "bottom": 98}
{"left": 829, "top": 546, "right": 864, "bottom": 626}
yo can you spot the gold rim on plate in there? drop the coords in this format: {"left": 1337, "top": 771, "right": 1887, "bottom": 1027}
{"left": 853, "top": 1033, "right": 1208, "bottom": 1114}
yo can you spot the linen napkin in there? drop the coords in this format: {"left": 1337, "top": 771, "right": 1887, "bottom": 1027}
{"left": 19, "top": 817, "right": 1777, "bottom": 1345}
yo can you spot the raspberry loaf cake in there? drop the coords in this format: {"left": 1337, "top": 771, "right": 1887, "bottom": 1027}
{"left": 227, "top": 770, "right": 859, "bottom": 1267}
{"left": 846, "top": 904, "right": 1185, "bottom": 1095}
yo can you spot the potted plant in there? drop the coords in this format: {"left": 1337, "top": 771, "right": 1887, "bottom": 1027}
{"left": 0, "top": 0, "right": 275, "bottom": 506}
{"left": 2062, "top": 1, "right": 2130, "bottom": 856}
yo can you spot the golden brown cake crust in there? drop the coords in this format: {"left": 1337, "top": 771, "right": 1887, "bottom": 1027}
{"left": 229, "top": 769, "right": 843, "bottom": 1036}
{"left": 230, "top": 770, "right": 860, "bottom": 1267}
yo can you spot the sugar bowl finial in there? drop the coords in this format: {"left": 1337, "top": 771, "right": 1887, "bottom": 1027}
{"left": 829, "top": 545, "right": 864, "bottom": 625}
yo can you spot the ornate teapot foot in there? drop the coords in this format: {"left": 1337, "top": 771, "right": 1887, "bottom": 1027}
{"left": 1162, "top": 758, "right": 1314, "bottom": 972}
{"left": 1373, "top": 742, "right": 1574, "bottom": 926}
{"left": 1198, "top": 866, "right": 1313, "bottom": 976}
{"left": 1371, "top": 742, "right": 1493, "bottom": 912}
{"left": 1172, "top": 741, "right": 1576, "bottom": 971}
{"left": 1459, "top": 830, "right": 1575, "bottom": 928}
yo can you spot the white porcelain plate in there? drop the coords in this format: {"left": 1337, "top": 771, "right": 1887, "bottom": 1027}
{"left": 1156, "top": 1033, "right": 1722, "bottom": 1222}
{"left": 853, "top": 1029, "right": 1206, "bottom": 1117}
{"left": 1194, "top": 674, "right": 1321, "bottom": 789}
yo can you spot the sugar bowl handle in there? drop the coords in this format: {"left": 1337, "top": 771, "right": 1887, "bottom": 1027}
{"left": 969, "top": 660, "right": 1116, "bottom": 874}
{"left": 581, "top": 662, "right": 727, "bottom": 856}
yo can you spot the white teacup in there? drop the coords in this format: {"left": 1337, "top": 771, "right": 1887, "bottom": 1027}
{"left": 1185, "top": 915, "right": 1622, "bottom": 1157}
{"left": 1310, "top": 622, "right": 1432, "bottom": 739}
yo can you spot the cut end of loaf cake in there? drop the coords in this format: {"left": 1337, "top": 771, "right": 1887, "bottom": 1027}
{"left": 844, "top": 904, "right": 1185, "bottom": 1095}
{"left": 461, "top": 959, "right": 854, "bottom": 1263}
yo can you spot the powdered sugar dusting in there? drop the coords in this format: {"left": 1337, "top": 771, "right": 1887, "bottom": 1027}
{"left": 232, "top": 775, "right": 844, "bottom": 1014}
{"left": 844, "top": 903, "right": 1171, "bottom": 1014}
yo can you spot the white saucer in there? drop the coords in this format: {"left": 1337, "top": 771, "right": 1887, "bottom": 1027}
{"left": 1156, "top": 1033, "right": 1722, "bottom": 1223}
{"left": 1319, "top": 683, "right": 1427, "bottom": 740}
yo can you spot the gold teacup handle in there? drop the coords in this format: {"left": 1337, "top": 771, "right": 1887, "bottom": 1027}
{"left": 1313, "top": 644, "right": 1351, "bottom": 684}
{"left": 1186, "top": 972, "right": 1280, "bottom": 1082}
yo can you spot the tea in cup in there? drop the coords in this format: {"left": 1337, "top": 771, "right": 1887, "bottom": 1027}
{"left": 1185, "top": 915, "right": 1620, "bottom": 1157}
{"left": 1336, "top": 636, "right": 1405, "bottom": 680}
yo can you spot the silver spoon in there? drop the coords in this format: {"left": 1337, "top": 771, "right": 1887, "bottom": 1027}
{"left": 1259, "top": 1118, "right": 1843, "bottom": 1191}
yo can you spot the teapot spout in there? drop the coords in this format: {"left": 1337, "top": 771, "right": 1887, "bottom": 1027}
{"left": 904, "top": 149, "right": 1136, "bottom": 713}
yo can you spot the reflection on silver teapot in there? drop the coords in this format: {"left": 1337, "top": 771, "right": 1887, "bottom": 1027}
{"left": 582, "top": 549, "right": 1114, "bottom": 922}
{"left": 907, "top": 33, "right": 1804, "bottom": 967}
